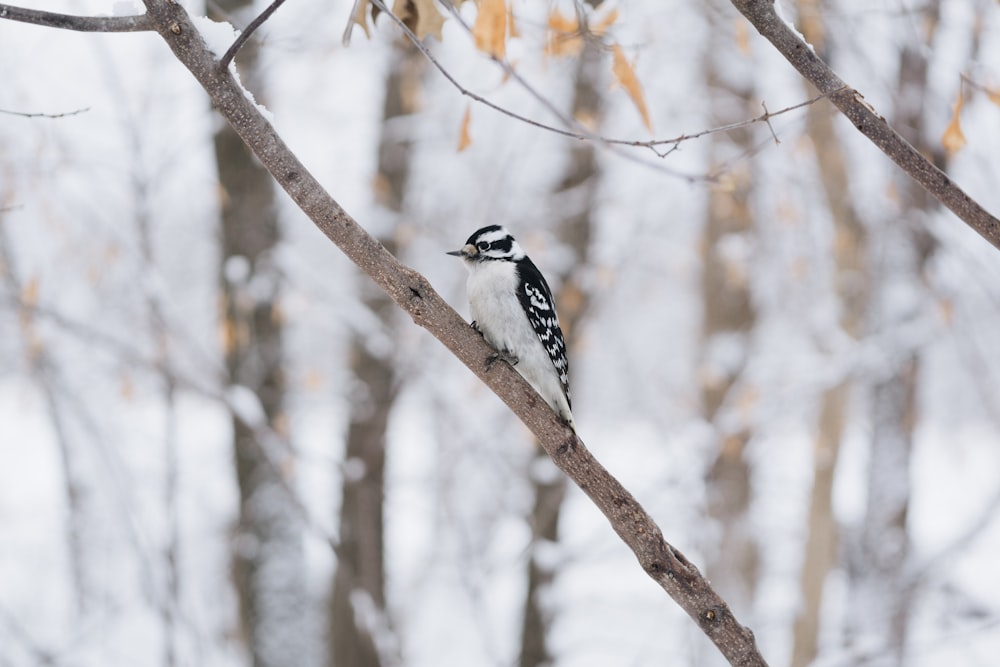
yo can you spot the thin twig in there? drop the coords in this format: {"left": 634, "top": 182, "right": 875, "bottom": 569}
{"left": 218, "top": 0, "right": 288, "bottom": 70}
{"left": 760, "top": 101, "right": 780, "bottom": 144}
{"left": 369, "top": 0, "right": 698, "bottom": 180}
{"left": 640, "top": 89, "right": 839, "bottom": 152}
{"left": 0, "top": 106, "right": 91, "bottom": 119}
{"left": 0, "top": 3, "right": 152, "bottom": 31}
{"left": 369, "top": 0, "right": 834, "bottom": 177}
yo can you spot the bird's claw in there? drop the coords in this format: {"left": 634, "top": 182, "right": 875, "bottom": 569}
{"left": 485, "top": 349, "right": 518, "bottom": 371}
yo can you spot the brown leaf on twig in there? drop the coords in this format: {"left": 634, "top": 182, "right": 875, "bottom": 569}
{"left": 457, "top": 104, "right": 472, "bottom": 152}
{"left": 392, "top": 0, "right": 445, "bottom": 40}
{"left": 611, "top": 44, "right": 652, "bottom": 131}
{"left": 941, "top": 90, "right": 966, "bottom": 155}
{"left": 545, "top": 10, "right": 581, "bottom": 57}
{"left": 472, "top": 0, "right": 507, "bottom": 58}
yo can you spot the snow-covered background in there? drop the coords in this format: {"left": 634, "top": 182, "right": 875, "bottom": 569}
{"left": 2, "top": 1, "right": 999, "bottom": 666}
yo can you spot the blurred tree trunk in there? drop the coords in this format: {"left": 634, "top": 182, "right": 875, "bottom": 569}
{"left": 845, "top": 2, "right": 941, "bottom": 663}
{"left": 517, "top": 11, "right": 603, "bottom": 666}
{"left": 790, "top": 3, "right": 869, "bottom": 665}
{"left": 699, "top": 1, "right": 760, "bottom": 615}
{"left": 0, "top": 218, "right": 94, "bottom": 616}
{"left": 328, "top": 39, "right": 421, "bottom": 667}
{"left": 209, "top": 2, "right": 307, "bottom": 666}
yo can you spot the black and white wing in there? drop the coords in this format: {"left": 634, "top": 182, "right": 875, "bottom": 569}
{"left": 515, "top": 258, "right": 571, "bottom": 409}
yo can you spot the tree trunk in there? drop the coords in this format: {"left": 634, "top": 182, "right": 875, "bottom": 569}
{"left": 699, "top": 1, "right": 760, "bottom": 615}
{"left": 0, "top": 220, "right": 95, "bottom": 617}
{"left": 845, "top": 3, "right": 941, "bottom": 663}
{"left": 517, "top": 16, "right": 602, "bottom": 664}
{"left": 210, "top": 2, "right": 306, "bottom": 665}
{"left": 329, "top": 39, "right": 422, "bottom": 667}
{"left": 790, "top": 4, "right": 869, "bottom": 665}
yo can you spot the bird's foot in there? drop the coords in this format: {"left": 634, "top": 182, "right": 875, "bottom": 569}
{"left": 486, "top": 349, "right": 518, "bottom": 371}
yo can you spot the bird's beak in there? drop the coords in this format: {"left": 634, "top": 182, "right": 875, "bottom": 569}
{"left": 446, "top": 243, "right": 476, "bottom": 258}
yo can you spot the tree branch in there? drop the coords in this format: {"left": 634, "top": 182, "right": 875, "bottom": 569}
{"left": 729, "top": 0, "right": 1000, "bottom": 251}
{"left": 375, "top": 0, "right": 833, "bottom": 175}
{"left": 218, "top": 0, "right": 288, "bottom": 71}
{"left": 0, "top": 106, "right": 90, "bottom": 119}
{"left": 131, "top": 0, "right": 768, "bottom": 664}
{"left": 0, "top": 4, "right": 152, "bottom": 32}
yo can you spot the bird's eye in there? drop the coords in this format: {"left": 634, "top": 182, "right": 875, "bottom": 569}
{"left": 477, "top": 241, "right": 490, "bottom": 251}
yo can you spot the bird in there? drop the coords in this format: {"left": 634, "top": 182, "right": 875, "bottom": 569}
{"left": 448, "top": 225, "right": 574, "bottom": 429}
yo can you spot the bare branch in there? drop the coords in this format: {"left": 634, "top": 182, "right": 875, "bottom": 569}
{"left": 218, "top": 0, "right": 288, "bottom": 70}
{"left": 0, "top": 3, "right": 153, "bottom": 32}
{"left": 135, "top": 0, "right": 769, "bottom": 663}
{"left": 369, "top": 0, "right": 701, "bottom": 180}
{"left": 369, "top": 0, "right": 831, "bottom": 180}
{"left": 730, "top": 0, "right": 1000, "bottom": 251}
{"left": 760, "top": 101, "right": 780, "bottom": 144}
{"left": 0, "top": 106, "right": 90, "bottom": 119}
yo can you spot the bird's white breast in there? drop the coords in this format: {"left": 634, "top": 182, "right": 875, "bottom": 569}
{"left": 466, "top": 261, "right": 534, "bottom": 355}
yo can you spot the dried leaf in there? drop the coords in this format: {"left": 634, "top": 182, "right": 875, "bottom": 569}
{"left": 735, "top": 20, "right": 750, "bottom": 56}
{"left": 941, "top": 91, "right": 966, "bottom": 155}
{"left": 342, "top": 0, "right": 372, "bottom": 44}
{"left": 507, "top": 1, "right": 519, "bottom": 39}
{"left": 120, "top": 374, "right": 134, "bottom": 401}
{"left": 304, "top": 370, "right": 325, "bottom": 391}
{"left": 473, "top": 0, "right": 507, "bottom": 58}
{"left": 21, "top": 276, "right": 39, "bottom": 309}
{"left": 19, "top": 277, "right": 39, "bottom": 338}
{"left": 403, "top": 0, "right": 446, "bottom": 40}
{"left": 271, "top": 298, "right": 285, "bottom": 326}
{"left": 220, "top": 318, "right": 237, "bottom": 356}
{"left": 938, "top": 297, "right": 954, "bottom": 326}
{"left": 611, "top": 45, "right": 652, "bottom": 131}
{"left": 344, "top": 0, "right": 447, "bottom": 45}
{"left": 545, "top": 9, "right": 582, "bottom": 57}
{"left": 457, "top": 104, "right": 473, "bottom": 152}
{"left": 574, "top": 109, "right": 598, "bottom": 132}
{"left": 592, "top": 8, "right": 619, "bottom": 36}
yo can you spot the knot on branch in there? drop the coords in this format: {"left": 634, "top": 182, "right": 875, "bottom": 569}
{"left": 556, "top": 435, "right": 577, "bottom": 456}
{"left": 701, "top": 606, "right": 725, "bottom": 626}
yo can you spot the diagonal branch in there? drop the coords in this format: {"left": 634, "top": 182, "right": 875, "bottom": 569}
{"left": 132, "top": 0, "right": 768, "bottom": 664}
{"left": 0, "top": 3, "right": 152, "bottom": 32}
{"left": 729, "top": 0, "right": 1000, "bottom": 251}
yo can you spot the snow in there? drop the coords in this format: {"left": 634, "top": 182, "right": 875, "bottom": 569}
{"left": 112, "top": 1, "right": 142, "bottom": 17}
{"left": 190, "top": 14, "right": 275, "bottom": 123}
{"left": 226, "top": 384, "right": 267, "bottom": 429}
{"left": 191, "top": 14, "right": 239, "bottom": 59}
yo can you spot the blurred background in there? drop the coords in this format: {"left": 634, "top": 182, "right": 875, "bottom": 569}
{"left": 2, "top": 1, "right": 1000, "bottom": 666}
